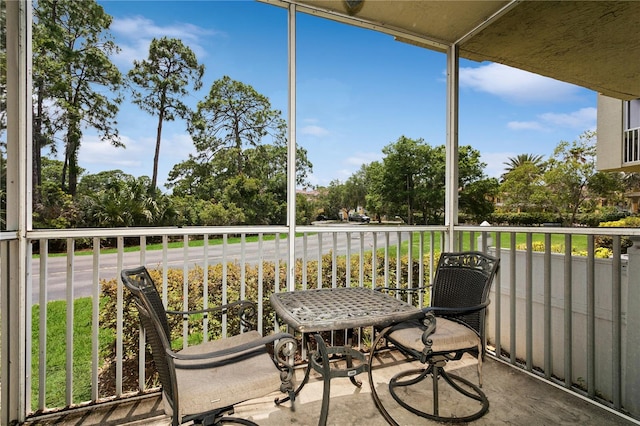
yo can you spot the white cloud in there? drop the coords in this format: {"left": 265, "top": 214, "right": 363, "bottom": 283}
{"left": 300, "top": 125, "right": 330, "bottom": 137}
{"left": 481, "top": 151, "right": 519, "bottom": 178}
{"left": 110, "top": 16, "right": 220, "bottom": 67}
{"left": 161, "top": 133, "right": 197, "bottom": 159}
{"left": 336, "top": 168, "right": 354, "bottom": 181}
{"left": 308, "top": 152, "right": 383, "bottom": 186}
{"left": 78, "top": 132, "right": 196, "bottom": 189}
{"left": 539, "top": 107, "right": 597, "bottom": 129}
{"left": 345, "top": 152, "right": 382, "bottom": 167}
{"left": 79, "top": 134, "right": 145, "bottom": 167}
{"left": 507, "top": 107, "right": 596, "bottom": 133}
{"left": 480, "top": 152, "right": 518, "bottom": 178}
{"left": 311, "top": 152, "right": 382, "bottom": 187}
{"left": 112, "top": 16, "right": 211, "bottom": 40}
{"left": 507, "top": 121, "right": 545, "bottom": 131}
{"left": 460, "top": 63, "right": 580, "bottom": 103}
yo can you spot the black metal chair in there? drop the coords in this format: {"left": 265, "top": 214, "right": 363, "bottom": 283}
{"left": 121, "top": 266, "right": 297, "bottom": 426}
{"left": 369, "top": 251, "right": 500, "bottom": 424}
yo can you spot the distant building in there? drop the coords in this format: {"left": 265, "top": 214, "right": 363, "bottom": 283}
{"left": 296, "top": 188, "right": 320, "bottom": 197}
{"left": 597, "top": 95, "right": 640, "bottom": 173}
{"left": 597, "top": 96, "right": 640, "bottom": 212}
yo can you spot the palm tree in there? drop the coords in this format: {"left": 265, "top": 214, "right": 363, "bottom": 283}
{"left": 501, "top": 153, "right": 545, "bottom": 182}
{"left": 83, "top": 176, "right": 175, "bottom": 227}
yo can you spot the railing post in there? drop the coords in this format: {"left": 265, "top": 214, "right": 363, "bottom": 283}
{"left": 3, "top": 1, "right": 32, "bottom": 423}
{"left": 286, "top": 2, "right": 297, "bottom": 291}
{"left": 444, "top": 43, "right": 459, "bottom": 251}
{"left": 624, "top": 236, "right": 640, "bottom": 418}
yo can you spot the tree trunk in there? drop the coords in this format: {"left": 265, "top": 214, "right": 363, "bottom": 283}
{"left": 65, "top": 117, "right": 81, "bottom": 196}
{"left": 152, "top": 109, "right": 165, "bottom": 191}
{"left": 68, "top": 148, "right": 78, "bottom": 196}
{"left": 61, "top": 145, "right": 69, "bottom": 192}
{"left": 32, "top": 82, "right": 44, "bottom": 205}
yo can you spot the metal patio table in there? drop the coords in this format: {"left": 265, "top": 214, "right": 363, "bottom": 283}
{"left": 270, "top": 287, "right": 423, "bottom": 425}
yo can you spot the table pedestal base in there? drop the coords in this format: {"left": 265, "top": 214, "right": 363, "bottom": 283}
{"left": 275, "top": 333, "right": 368, "bottom": 426}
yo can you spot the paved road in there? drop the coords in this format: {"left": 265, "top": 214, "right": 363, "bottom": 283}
{"left": 31, "top": 229, "right": 406, "bottom": 303}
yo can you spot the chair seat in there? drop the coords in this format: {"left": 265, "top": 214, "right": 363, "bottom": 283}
{"left": 387, "top": 317, "right": 480, "bottom": 355}
{"left": 170, "top": 330, "right": 282, "bottom": 418}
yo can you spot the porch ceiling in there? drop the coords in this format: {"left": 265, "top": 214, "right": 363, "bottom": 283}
{"left": 289, "top": 0, "right": 640, "bottom": 100}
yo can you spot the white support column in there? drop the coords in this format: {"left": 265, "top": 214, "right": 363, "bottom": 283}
{"left": 624, "top": 236, "right": 640, "bottom": 418}
{"left": 444, "top": 44, "right": 459, "bottom": 251}
{"left": 3, "top": 1, "right": 33, "bottom": 423}
{"left": 286, "top": 3, "right": 297, "bottom": 291}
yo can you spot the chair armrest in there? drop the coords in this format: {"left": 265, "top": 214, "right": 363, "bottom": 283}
{"left": 165, "top": 331, "right": 295, "bottom": 361}
{"left": 419, "top": 311, "right": 437, "bottom": 363}
{"left": 423, "top": 301, "right": 489, "bottom": 316}
{"left": 166, "top": 299, "right": 256, "bottom": 317}
{"left": 374, "top": 286, "right": 430, "bottom": 293}
{"left": 166, "top": 300, "right": 258, "bottom": 331}
{"left": 416, "top": 303, "right": 488, "bottom": 362}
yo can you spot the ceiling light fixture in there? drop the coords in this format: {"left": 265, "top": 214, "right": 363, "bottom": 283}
{"left": 344, "top": 0, "right": 364, "bottom": 15}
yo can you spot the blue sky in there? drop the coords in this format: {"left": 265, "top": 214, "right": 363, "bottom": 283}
{"left": 74, "top": 0, "right": 597, "bottom": 190}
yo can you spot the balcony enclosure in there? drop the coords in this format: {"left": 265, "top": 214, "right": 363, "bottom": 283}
{"left": 3, "top": 1, "right": 640, "bottom": 425}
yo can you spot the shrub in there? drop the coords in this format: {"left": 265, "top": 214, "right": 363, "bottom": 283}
{"left": 577, "top": 210, "right": 630, "bottom": 227}
{"left": 516, "top": 241, "right": 563, "bottom": 253}
{"left": 488, "top": 211, "right": 632, "bottom": 227}
{"left": 572, "top": 247, "right": 613, "bottom": 258}
{"left": 489, "top": 212, "right": 564, "bottom": 226}
{"left": 99, "top": 252, "right": 435, "bottom": 396}
{"left": 515, "top": 241, "right": 612, "bottom": 258}
{"left": 595, "top": 215, "right": 640, "bottom": 254}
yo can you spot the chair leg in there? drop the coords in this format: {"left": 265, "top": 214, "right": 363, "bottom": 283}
{"left": 477, "top": 344, "right": 484, "bottom": 388}
{"left": 275, "top": 334, "right": 314, "bottom": 408}
{"left": 432, "top": 363, "right": 439, "bottom": 416}
{"left": 369, "top": 326, "right": 401, "bottom": 426}
{"left": 388, "top": 361, "right": 489, "bottom": 423}
{"left": 191, "top": 407, "right": 261, "bottom": 426}
{"left": 215, "top": 417, "right": 259, "bottom": 425}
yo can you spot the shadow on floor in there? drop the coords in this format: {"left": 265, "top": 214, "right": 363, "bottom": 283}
{"left": 241, "top": 351, "right": 635, "bottom": 426}
{"left": 24, "top": 351, "right": 638, "bottom": 425}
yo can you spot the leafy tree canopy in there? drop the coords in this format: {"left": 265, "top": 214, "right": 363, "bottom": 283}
{"left": 168, "top": 78, "right": 311, "bottom": 225}
{"left": 499, "top": 130, "right": 626, "bottom": 224}
{"left": 189, "top": 76, "right": 287, "bottom": 175}
{"left": 33, "top": 0, "right": 123, "bottom": 195}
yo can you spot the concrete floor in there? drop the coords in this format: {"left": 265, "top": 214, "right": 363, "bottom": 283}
{"left": 24, "top": 351, "right": 639, "bottom": 426}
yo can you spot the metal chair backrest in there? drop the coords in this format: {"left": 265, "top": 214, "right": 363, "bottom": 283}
{"left": 431, "top": 252, "right": 499, "bottom": 338}
{"left": 121, "top": 266, "right": 179, "bottom": 423}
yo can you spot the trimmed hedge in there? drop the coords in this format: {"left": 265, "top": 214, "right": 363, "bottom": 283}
{"left": 595, "top": 216, "right": 640, "bottom": 254}
{"left": 482, "top": 211, "right": 631, "bottom": 227}
{"left": 98, "top": 251, "right": 436, "bottom": 396}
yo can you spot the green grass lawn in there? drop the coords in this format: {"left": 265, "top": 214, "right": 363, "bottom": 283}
{"left": 41, "top": 232, "right": 303, "bottom": 258}
{"left": 39, "top": 228, "right": 593, "bottom": 259}
{"left": 30, "top": 297, "right": 112, "bottom": 410}
{"left": 399, "top": 232, "right": 588, "bottom": 258}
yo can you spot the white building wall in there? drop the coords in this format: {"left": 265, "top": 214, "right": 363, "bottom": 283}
{"left": 596, "top": 94, "right": 624, "bottom": 172}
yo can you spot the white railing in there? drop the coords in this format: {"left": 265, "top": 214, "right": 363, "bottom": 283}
{"left": 15, "top": 224, "right": 640, "bottom": 422}
{"left": 623, "top": 126, "right": 640, "bottom": 165}
{"left": 25, "top": 225, "right": 445, "bottom": 413}
{"left": 458, "top": 224, "right": 637, "bottom": 414}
